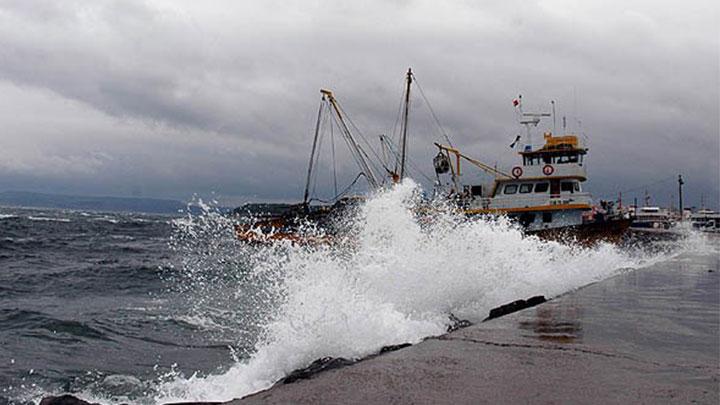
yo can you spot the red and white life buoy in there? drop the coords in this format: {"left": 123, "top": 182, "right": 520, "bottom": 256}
{"left": 511, "top": 166, "right": 523, "bottom": 178}
{"left": 542, "top": 165, "right": 554, "bottom": 176}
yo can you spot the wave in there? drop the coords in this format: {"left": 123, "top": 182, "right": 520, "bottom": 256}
{"left": 144, "top": 180, "right": 672, "bottom": 404}
{"left": 90, "top": 216, "right": 120, "bottom": 224}
{"left": 27, "top": 216, "right": 71, "bottom": 223}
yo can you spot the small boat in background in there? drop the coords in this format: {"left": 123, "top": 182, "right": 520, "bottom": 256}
{"left": 629, "top": 206, "right": 675, "bottom": 231}
{"left": 690, "top": 209, "right": 720, "bottom": 233}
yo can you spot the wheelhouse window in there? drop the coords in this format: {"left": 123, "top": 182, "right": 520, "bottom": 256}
{"left": 519, "top": 184, "right": 533, "bottom": 194}
{"left": 534, "top": 182, "right": 549, "bottom": 193}
{"left": 556, "top": 153, "right": 580, "bottom": 164}
{"left": 523, "top": 156, "right": 543, "bottom": 166}
{"left": 561, "top": 181, "right": 575, "bottom": 193}
{"left": 526, "top": 152, "right": 585, "bottom": 166}
{"left": 504, "top": 184, "right": 518, "bottom": 194}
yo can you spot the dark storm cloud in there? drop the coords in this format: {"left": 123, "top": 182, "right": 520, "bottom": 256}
{"left": 0, "top": 0, "right": 717, "bottom": 207}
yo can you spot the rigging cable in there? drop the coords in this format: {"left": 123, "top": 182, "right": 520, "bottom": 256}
{"left": 411, "top": 73, "right": 454, "bottom": 148}
{"left": 309, "top": 172, "right": 366, "bottom": 204}
{"left": 380, "top": 135, "right": 435, "bottom": 184}
{"left": 328, "top": 108, "right": 374, "bottom": 184}
{"left": 330, "top": 112, "right": 338, "bottom": 198}
{"left": 334, "top": 101, "right": 394, "bottom": 177}
{"left": 310, "top": 103, "right": 329, "bottom": 200}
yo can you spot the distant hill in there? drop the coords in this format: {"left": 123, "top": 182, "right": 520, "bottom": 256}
{"left": 0, "top": 191, "right": 187, "bottom": 214}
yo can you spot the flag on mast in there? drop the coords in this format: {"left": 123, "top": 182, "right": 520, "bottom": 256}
{"left": 513, "top": 94, "right": 522, "bottom": 107}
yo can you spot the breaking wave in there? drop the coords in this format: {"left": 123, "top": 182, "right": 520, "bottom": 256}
{"left": 145, "top": 180, "right": 678, "bottom": 404}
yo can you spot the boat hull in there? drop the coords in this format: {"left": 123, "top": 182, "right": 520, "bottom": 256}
{"left": 236, "top": 207, "right": 633, "bottom": 247}
{"left": 527, "top": 217, "right": 633, "bottom": 245}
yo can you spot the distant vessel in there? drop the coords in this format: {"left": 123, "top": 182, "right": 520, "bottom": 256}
{"left": 629, "top": 206, "right": 675, "bottom": 231}
{"left": 432, "top": 97, "right": 631, "bottom": 244}
{"left": 690, "top": 209, "right": 720, "bottom": 233}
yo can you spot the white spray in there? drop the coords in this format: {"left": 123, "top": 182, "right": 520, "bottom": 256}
{"left": 152, "top": 180, "right": 665, "bottom": 403}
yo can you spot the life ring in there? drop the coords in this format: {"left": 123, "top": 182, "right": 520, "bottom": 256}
{"left": 542, "top": 165, "right": 554, "bottom": 176}
{"left": 511, "top": 166, "right": 523, "bottom": 178}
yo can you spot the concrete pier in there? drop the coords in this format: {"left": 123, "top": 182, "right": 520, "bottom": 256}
{"left": 231, "top": 251, "right": 719, "bottom": 404}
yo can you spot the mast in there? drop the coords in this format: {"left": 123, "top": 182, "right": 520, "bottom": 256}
{"left": 399, "top": 68, "right": 412, "bottom": 180}
{"left": 303, "top": 96, "right": 326, "bottom": 206}
{"left": 320, "top": 89, "right": 380, "bottom": 189}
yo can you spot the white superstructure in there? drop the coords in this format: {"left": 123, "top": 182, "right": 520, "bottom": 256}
{"left": 434, "top": 131, "right": 599, "bottom": 232}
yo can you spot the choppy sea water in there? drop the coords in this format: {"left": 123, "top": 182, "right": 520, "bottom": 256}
{"left": 1, "top": 181, "right": 717, "bottom": 404}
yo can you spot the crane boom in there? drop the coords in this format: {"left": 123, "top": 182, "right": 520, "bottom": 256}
{"left": 434, "top": 143, "right": 512, "bottom": 179}
{"left": 321, "top": 89, "right": 380, "bottom": 189}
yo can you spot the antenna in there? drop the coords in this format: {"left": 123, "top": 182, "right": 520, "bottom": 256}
{"left": 518, "top": 96, "right": 550, "bottom": 150}
{"left": 551, "top": 100, "right": 556, "bottom": 135}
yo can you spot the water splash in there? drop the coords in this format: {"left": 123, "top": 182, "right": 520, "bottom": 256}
{"left": 151, "top": 180, "right": 673, "bottom": 403}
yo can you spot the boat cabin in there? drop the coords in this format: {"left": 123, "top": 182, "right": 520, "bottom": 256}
{"left": 521, "top": 133, "right": 586, "bottom": 164}
{"left": 493, "top": 179, "right": 582, "bottom": 198}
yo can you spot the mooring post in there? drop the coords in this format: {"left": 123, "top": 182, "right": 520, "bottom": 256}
{"left": 678, "top": 174, "right": 684, "bottom": 221}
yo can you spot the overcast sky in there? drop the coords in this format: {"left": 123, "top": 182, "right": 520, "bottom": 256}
{"left": 0, "top": 0, "right": 718, "bottom": 208}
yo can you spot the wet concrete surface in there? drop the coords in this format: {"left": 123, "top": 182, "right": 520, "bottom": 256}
{"left": 231, "top": 251, "right": 719, "bottom": 404}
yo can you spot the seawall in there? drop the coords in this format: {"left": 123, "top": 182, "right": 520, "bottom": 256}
{"left": 230, "top": 250, "right": 719, "bottom": 404}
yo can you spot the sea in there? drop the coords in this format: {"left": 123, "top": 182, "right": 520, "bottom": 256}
{"left": 0, "top": 181, "right": 717, "bottom": 405}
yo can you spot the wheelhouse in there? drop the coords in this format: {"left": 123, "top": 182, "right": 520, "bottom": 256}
{"left": 520, "top": 133, "right": 587, "bottom": 167}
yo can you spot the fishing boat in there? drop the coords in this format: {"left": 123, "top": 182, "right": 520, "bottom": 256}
{"left": 431, "top": 97, "right": 632, "bottom": 244}
{"left": 235, "top": 71, "right": 632, "bottom": 245}
{"left": 234, "top": 73, "right": 413, "bottom": 244}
